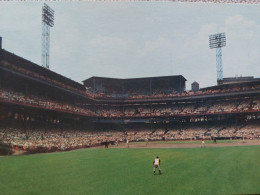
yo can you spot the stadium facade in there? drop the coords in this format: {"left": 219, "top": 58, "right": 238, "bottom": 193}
{"left": 1, "top": 47, "right": 260, "bottom": 152}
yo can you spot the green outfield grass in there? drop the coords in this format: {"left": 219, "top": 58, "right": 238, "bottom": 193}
{"left": 1, "top": 146, "right": 260, "bottom": 195}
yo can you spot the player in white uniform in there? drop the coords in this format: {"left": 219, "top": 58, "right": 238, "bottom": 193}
{"left": 201, "top": 139, "right": 205, "bottom": 148}
{"left": 146, "top": 137, "right": 149, "bottom": 146}
{"left": 153, "top": 156, "right": 161, "bottom": 174}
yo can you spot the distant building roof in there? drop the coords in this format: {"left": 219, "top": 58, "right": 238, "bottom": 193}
{"left": 218, "top": 76, "right": 260, "bottom": 85}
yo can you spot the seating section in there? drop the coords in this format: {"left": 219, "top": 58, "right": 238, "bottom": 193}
{"left": 1, "top": 121, "right": 260, "bottom": 153}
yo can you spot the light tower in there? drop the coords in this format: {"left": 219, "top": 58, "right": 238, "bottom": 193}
{"left": 209, "top": 33, "right": 226, "bottom": 81}
{"left": 42, "top": 3, "right": 54, "bottom": 69}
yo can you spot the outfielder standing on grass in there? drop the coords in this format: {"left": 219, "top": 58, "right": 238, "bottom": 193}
{"left": 146, "top": 137, "right": 149, "bottom": 146}
{"left": 201, "top": 139, "right": 205, "bottom": 148}
{"left": 153, "top": 156, "right": 161, "bottom": 175}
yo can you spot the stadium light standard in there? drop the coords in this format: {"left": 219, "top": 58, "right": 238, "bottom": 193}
{"left": 209, "top": 33, "right": 226, "bottom": 82}
{"left": 42, "top": 3, "right": 55, "bottom": 69}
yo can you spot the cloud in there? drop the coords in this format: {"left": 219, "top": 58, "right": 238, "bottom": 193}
{"left": 221, "top": 15, "right": 260, "bottom": 78}
{"left": 198, "top": 23, "right": 218, "bottom": 40}
{"left": 0, "top": 3, "right": 42, "bottom": 64}
{"left": 136, "top": 36, "right": 173, "bottom": 58}
{"left": 225, "top": 14, "right": 256, "bottom": 30}
{"left": 178, "top": 14, "right": 260, "bottom": 89}
{"left": 89, "top": 35, "right": 132, "bottom": 51}
{"left": 1, "top": 3, "right": 260, "bottom": 89}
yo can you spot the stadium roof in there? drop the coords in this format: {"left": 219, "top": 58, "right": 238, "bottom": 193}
{"left": 201, "top": 79, "right": 260, "bottom": 91}
{"left": 82, "top": 75, "right": 187, "bottom": 92}
{"left": 83, "top": 75, "right": 187, "bottom": 82}
{"left": 218, "top": 76, "right": 260, "bottom": 85}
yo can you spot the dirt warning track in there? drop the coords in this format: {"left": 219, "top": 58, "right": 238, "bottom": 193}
{"left": 112, "top": 140, "right": 260, "bottom": 149}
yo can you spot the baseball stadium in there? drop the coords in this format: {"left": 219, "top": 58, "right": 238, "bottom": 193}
{"left": 1, "top": 2, "right": 260, "bottom": 195}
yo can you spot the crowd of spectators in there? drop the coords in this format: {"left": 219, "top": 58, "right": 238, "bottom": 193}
{"left": 164, "top": 121, "right": 260, "bottom": 140}
{"left": 85, "top": 84, "right": 260, "bottom": 100}
{"left": 0, "top": 127, "right": 123, "bottom": 153}
{"left": 0, "top": 88, "right": 96, "bottom": 116}
{"left": 1, "top": 120, "right": 259, "bottom": 153}
{"left": 95, "top": 99, "right": 259, "bottom": 118}
{"left": 1, "top": 87, "right": 260, "bottom": 119}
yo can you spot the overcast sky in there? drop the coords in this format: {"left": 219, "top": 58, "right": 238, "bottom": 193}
{"left": 1, "top": 2, "right": 260, "bottom": 90}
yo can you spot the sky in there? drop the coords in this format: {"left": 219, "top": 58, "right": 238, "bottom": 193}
{"left": 0, "top": 1, "right": 260, "bottom": 90}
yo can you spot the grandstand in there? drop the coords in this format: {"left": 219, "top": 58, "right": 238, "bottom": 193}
{"left": 1, "top": 47, "right": 260, "bottom": 154}
{"left": 83, "top": 75, "right": 186, "bottom": 98}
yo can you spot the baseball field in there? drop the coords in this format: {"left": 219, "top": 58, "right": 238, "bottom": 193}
{"left": 1, "top": 142, "right": 260, "bottom": 195}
